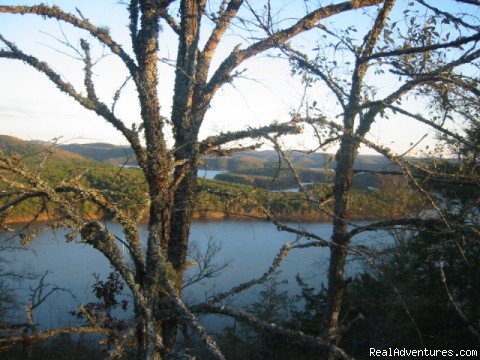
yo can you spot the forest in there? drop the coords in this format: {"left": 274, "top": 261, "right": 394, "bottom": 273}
{"left": 0, "top": 1, "right": 480, "bottom": 360}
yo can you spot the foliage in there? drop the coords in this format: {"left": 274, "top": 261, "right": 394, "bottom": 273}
{"left": 338, "top": 223, "right": 480, "bottom": 356}
{"left": 70, "top": 271, "right": 129, "bottom": 333}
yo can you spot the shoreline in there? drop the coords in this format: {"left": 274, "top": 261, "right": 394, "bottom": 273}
{"left": 3, "top": 210, "right": 390, "bottom": 226}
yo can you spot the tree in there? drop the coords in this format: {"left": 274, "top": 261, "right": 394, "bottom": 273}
{"left": 284, "top": 118, "right": 480, "bottom": 356}
{"left": 0, "top": 1, "right": 387, "bottom": 359}
{"left": 259, "top": 0, "right": 480, "bottom": 350}
{"left": 1, "top": 1, "right": 480, "bottom": 359}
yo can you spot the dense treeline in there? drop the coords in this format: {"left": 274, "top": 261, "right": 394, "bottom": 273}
{"left": 3, "top": 164, "right": 423, "bottom": 224}
{"left": 214, "top": 167, "right": 390, "bottom": 190}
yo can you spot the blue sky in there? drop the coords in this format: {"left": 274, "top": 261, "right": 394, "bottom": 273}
{"left": 0, "top": 1, "right": 478, "bottom": 156}
{"left": 0, "top": 1, "right": 310, "bottom": 145}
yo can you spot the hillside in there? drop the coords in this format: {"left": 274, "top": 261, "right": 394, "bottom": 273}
{"left": 0, "top": 135, "right": 85, "bottom": 161}
{"left": 0, "top": 134, "right": 422, "bottom": 224}
{"left": 1, "top": 135, "right": 401, "bottom": 191}
{"left": 58, "top": 143, "right": 136, "bottom": 164}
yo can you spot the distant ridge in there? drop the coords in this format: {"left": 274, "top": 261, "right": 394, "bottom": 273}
{"left": 2, "top": 134, "right": 401, "bottom": 171}
{"left": 58, "top": 143, "right": 135, "bottom": 164}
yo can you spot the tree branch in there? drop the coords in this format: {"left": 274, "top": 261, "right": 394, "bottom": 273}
{"left": 0, "top": 4, "right": 138, "bottom": 78}
{"left": 361, "top": 31, "right": 480, "bottom": 63}
{"left": 203, "top": 143, "right": 262, "bottom": 156}
{"left": 80, "top": 221, "right": 143, "bottom": 300}
{"left": 190, "top": 304, "right": 354, "bottom": 360}
{"left": 157, "top": 8, "right": 181, "bottom": 36}
{"left": 4, "top": 157, "right": 147, "bottom": 286}
{"left": 0, "top": 326, "right": 110, "bottom": 350}
{"left": 203, "top": 242, "right": 295, "bottom": 305}
{"left": 360, "top": 0, "right": 395, "bottom": 58}
{"left": 282, "top": 44, "right": 348, "bottom": 109}
{"left": 163, "top": 280, "right": 225, "bottom": 360}
{"left": 439, "top": 260, "right": 480, "bottom": 342}
{"left": 204, "top": 0, "right": 383, "bottom": 101}
{"left": 197, "top": 121, "right": 301, "bottom": 155}
{"left": 349, "top": 217, "right": 479, "bottom": 240}
{"left": 196, "top": 0, "right": 244, "bottom": 86}
{"left": 417, "top": 0, "right": 480, "bottom": 31}
{"left": 129, "top": 0, "right": 140, "bottom": 53}
{"left": 0, "top": 35, "right": 147, "bottom": 170}
{"left": 386, "top": 105, "right": 473, "bottom": 148}
{"left": 79, "top": 38, "right": 99, "bottom": 102}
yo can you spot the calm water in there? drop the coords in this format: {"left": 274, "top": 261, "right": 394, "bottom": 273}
{"left": 120, "top": 166, "right": 225, "bottom": 181}
{"left": 3, "top": 220, "right": 391, "bottom": 331}
{"left": 197, "top": 169, "right": 226, "bottom": 180}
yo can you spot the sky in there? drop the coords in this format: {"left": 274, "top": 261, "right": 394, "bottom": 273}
{"left": 0, "top": 0, "right": 478, "bottom": 156}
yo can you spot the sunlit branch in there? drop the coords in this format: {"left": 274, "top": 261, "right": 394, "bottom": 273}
{"left": 196, "top": 0, "right": 244, "bottom": 85}
{"left": 361, "top": 32, "right": 480, "bottom": 63}
{"left": 79, "top": 39, "right": 99, "bottom": 102}
{"left": 202, "top": 242, "right": 295, "bottom": 305}
{"left": 80, "top": 221, "right": 143, "bottom": 300}
{"left": 157, "top": 8, "right": 181, "bottom": 35}
{"left": 0, "top": 326, "right": 110, "bottom": 351}
{"left": 344, "top": 0, "right": 395, "bottom": 130}
{"left": 0, "top": 154, "right": 146, "bottom": 278}
{"left": 162, "top": 280, "right": 225, "bottom": 360}
{"left": 204, "top": 0, "right": 383, "bottom": 100}
{"left": 197, "top": 122, "right": 301, "bottom": 155}
{"left": 203, "top": 143, "right": 262, "bottom": 156}
{"left": 359, "top": 0, "right": 395, "bottom": 58}
{"left": 112, "top": 76, "right": 132, "bottom": 114}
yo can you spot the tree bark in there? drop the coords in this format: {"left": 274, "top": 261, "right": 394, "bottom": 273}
{"left": 323, "top": 134, "right": 358, "bottom": 342}
{"left": 155, "top": 1, "right": 206, "bottom": 352}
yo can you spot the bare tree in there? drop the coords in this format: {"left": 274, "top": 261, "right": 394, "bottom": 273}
{"left": 0, "top": 1, "right": 392, "bottom": 359}
{"left": 250, "top": 0, "right": 480, "bottom": 349}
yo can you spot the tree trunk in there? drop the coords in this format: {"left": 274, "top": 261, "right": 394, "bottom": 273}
{"left": 163, "top": 159, "right": 199, "bottom": 351}
{"left": 136, "top": 319, "right": 160, "bottom": 360}
{"left": 323, "top": 134, "right": 358, "bottom": 342}
{"left": 155, "top": 2, "right": 204, "bottom": 350}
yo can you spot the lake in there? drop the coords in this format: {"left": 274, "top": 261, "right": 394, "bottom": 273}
{"left": 197, "top": 169, "right": 226, "bottom": 180}
{"left": 119, "top": 166, "right": 226, "bottom": 181}
{"left": 2, "top": 220, "right": 392, "bottom": 332}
